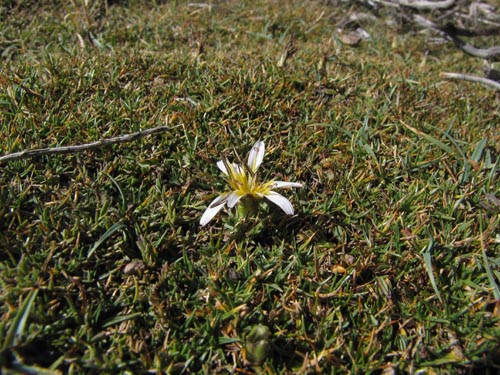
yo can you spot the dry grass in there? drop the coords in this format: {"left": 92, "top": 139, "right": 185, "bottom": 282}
{"left": 1, "top": 0, "right": 499, "bottom": 374}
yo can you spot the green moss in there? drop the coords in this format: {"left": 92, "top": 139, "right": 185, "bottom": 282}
{"left": 1, "top": 0, "right": 499, "bottom": 374}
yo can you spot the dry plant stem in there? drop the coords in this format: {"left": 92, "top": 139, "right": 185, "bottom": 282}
{"left": 396, "top": 0, "right": 455, "bottom": 10}
{"left": 412, "top": 15, "right": 500, "bottom": 60}
{"left": 0, "top": 125, "right": 170, "bottom": 165}
{"left": 441, "top": 72, "right": 500, "bottom": 90}
{"left": 446, "top": 33, "right": 500, "bottom": 60}
{"left": 368, "top": 0, "right": 454, "bottom": 9}
{"left": 441, "top": 23, "right": 500, "bottom": 37}
{"left": 0, "top": 73, "right": 44, "bottom": 98}
{"left": 458, "top": 43, "right": 500, "bottom": 60}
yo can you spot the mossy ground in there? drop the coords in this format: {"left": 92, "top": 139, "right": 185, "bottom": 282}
{"left": 1, "top": 0, "right": 499, "bottom": 374}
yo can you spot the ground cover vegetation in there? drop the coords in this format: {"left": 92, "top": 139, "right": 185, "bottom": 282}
{"left": 1, "top": 0, "right": 499, "bottom": 373}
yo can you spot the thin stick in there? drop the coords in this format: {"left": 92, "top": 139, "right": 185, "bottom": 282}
{"left": 0, "top": 125, "right": 170, "bottom": 165}
{"left": 411, "top": 15, "right": 500, "bottom": 60}
{"left": 369, "top": 0, "right": 454, "bottom": 9}
{"left": 396, "top": 0, "right": 455, "bottom": 10}
{"left": 446, "top": 35, "right": 500, "bottom": 60}
{"left": 441, "top": 72, "right": 500, "bottom": 91}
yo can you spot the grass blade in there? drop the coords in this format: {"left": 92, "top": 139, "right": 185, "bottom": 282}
{"left": 401, "top": 121, "right": 455, "bottom": 155}
{"left": 2, "top": 289, "right": 39, "bottom": 350}
{"left": 88, "top": 222, "right": 126, "bottom": 258}
{"left": 480, "top": 225, "right": 500, "bottom": 300}
{"left": 100, "top": 312, "right": 143, "bottom": 329}
{"left": 421, "top": 238, "right": 443, "bottom": 303}
{"left": 470, "top": 138, "right": 487, "bottom": 164}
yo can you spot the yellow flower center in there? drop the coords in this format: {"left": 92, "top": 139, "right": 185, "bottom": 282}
{"left": 224, "top": 160, "right": 274, "bottom": 198}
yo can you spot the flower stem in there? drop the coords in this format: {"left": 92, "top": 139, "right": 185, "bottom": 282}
{"left": 237, "top": 196, "right": 259, "bottom": 221}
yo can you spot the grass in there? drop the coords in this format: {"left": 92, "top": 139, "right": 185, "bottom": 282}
{"left": 1, "top": 0, "right": 499, "bottom": 374}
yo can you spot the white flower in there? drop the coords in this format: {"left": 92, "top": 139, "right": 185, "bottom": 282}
{"left": 200, "top": 141, "right": 302, "bottom": 226}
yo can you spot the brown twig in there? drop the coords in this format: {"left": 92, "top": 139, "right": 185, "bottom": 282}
{"left": 412, "top": 15, "right": 500, "bottom": 60}
{"left": 368, "top": 0, "right": 455, "bottom": 9}
{"left": 0, "top": 125, "right": 170, "bottom": 165}
{"left": 445, "top": 33, "right": 500, "bottom": 60}
{"left": 395, "top": 0, "right": 455, "bottom": 10}
{"left": 441, "top": 72, "right": 500, "bottom": 90}
{"left": 441, "top": 23, "right": 500, "bottom": 37}
{"left": 0, "top": 73, "right": 44, "bottom": 99}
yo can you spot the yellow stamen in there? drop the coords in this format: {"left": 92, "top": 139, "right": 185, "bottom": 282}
{"left": 223, "top": 157, "right": 274, "bottom": 199}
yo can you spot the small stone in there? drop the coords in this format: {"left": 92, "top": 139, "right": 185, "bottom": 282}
{"left": 122, "top": 260, "right": 145, "bottom": 275}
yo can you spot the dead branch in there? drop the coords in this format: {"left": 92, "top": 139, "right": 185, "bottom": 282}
{"left": 440, "top": 22, "right": 500, "bottom": 37}
{"left": 0, "top": 125, "right": 170, "bottom": 165}
{"left": 446, "top": 35, "right": 500, "bottom": 60}
{"left": 412, "top": 15, "right": 500, "bottom": 60}
{"left": 367, "top": 0, "right": 455, "bottom": 9}
{"left": 395, "top": 0, "right": 455, "bottom": 10}
{"left": 441, "top": 72, "right": 500, "bottom": 90}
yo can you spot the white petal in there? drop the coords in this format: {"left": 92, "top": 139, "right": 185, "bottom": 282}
{"left": 264, "top": 191, "right": 295, "bottom": 215}
{"left": 209, "top": 192, "right": 230, "bottom": 208}
{"left": 272, "top": 181, "right": 303, "bottom": 189}
{"left": 200, "top": 203, "right": 226, "bottom": 226}
{"left": 218, "top": 159, "right": 243, "bottom": 178}
{"left": 217, "top": 160, "right": 228, "bottom": 175}
{"left": 247, "top": 141, "right": 265, "bottom": 173}
{"left": 226, "top": 192, "right": 243, "bottom": 208}
{"left": 232, "top": 163, "right": 245, "bottom": 175}
{"left": 200, "top": 194, "right": 229, "bottom": 226}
